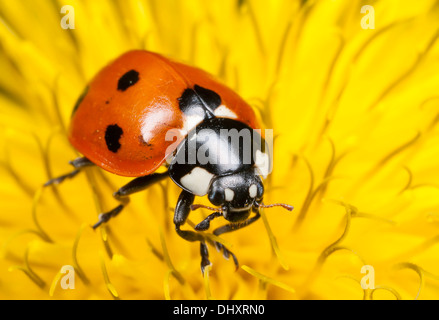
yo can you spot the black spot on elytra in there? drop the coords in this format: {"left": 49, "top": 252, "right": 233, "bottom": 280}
{"left": 71, "top": 86, "right": 89, "bottom": 117}
{"left": 105, "top": 124, "right": 123, "bottom": 153}
{"left": 118, "top": 70, "right": 139, "bottom": 91}
{"left": 177, "top": 85, "right": 221, "bottom": 118}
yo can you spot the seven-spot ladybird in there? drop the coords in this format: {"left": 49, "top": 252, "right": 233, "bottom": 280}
{"left": 45, "top": 50, "right": 293, "bottom": 273}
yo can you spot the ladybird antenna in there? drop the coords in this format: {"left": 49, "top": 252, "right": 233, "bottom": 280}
{"left": 258, "top": 203, "right": 294, "bottom": 212}
{"left": 190, "top": 204, "right": 223, "bottom": 212}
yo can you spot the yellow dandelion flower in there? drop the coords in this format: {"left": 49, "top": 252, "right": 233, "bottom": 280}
{"left": 1, "top": 0, "right": 439, "bottom": 301}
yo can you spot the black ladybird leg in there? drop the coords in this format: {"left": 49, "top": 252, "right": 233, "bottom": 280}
{"left": 213, "top": 211, "right": 261, "bottom": 237}
{"left": 194, "top": 211, "right": 222, "bottom": 231}
{"left": 44, "top": 157, "right": 94, "bottom": 186}
{"left": 212, "top": 211, "right": 262, "bottom": 270}
{"left": 199, "top": 242, "right": 211, "bottom": 274}
{"left": 92, "top": 171, "right": 168, "bottom": 229}
{"left": 173, "top": 190, "right": 212, "bottom": 273}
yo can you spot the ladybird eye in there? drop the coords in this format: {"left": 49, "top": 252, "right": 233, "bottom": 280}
{"left": 256, "top": 183, "right": 264, "bottom": 201}
{"left": 208, "top": 187, "right": 225, "bottom": 206}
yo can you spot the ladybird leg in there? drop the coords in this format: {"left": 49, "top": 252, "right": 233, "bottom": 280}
{"left": 200, "top": 242, "right": 211, "bottom": 275}
{"left": 173, "top": 190, "right": 196, "bottom": 234}
{"left": 92, "top": 171, "right": 168, "bottom": 229}
{"left": 44, "top": 157, "right": 94, "bottom": 186}
{"left": 194, "top": 211, "right": 222, "bottom": 231}
{"left": 173, "top": 190, "right": 211, "bottom": 273}
{"left": 113, "top": 171, "right": 169, "bottom": 198}
{"left": 211, "top": 211, "right": 262, "bottom": 270}
{"left": 92, "top": 204, "right": 125, "bottom": 229}
{"left": 213, "top": 211, "right": 261, "bottom": 237}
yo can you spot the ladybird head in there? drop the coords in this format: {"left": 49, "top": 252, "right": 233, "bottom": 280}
{"left": 207, "top": 169, "right": 264, "bottom": 222}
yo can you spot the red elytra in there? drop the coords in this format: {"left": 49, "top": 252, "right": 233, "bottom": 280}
{"left": 69, "top": 50, "right": 260, "bottom": 177}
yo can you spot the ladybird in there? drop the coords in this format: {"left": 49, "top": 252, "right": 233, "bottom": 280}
{"left": 45, "top": 50, "right": 293, "bottom": 273}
